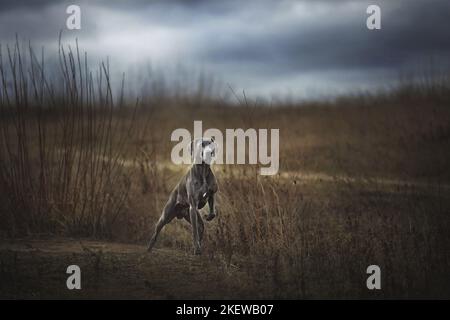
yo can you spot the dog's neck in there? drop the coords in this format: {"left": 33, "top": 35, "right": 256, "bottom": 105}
{"left": 192, "top": 163, "right": 211, "bottom": 180}
{"left": 193, "top": 162, "right": 210, "bottom": 170}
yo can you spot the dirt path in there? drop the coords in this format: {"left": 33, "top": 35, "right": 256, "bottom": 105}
{"left": 0, "top": 239, "right": 251, "bottom": 299}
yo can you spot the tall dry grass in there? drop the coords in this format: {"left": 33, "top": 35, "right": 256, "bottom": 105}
{"left": 0, "top": 39, "right": 143, "bottom": 237}
{"left": 125, "top": 85, "right": 450, "bottom": 298}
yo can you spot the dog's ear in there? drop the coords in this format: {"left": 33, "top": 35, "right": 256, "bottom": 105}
{"left": 211, "top": 136, "right": 215, "bottom": 143}
{"left": 189, "top": 139, "right": 198, "bottom": 158}
{"left": 189, "top": 139, "right": 203, "bottom": 162}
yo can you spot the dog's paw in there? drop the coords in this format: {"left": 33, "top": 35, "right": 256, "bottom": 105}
{"left": 204, "top": 212, "right": 216, "bottom": 221}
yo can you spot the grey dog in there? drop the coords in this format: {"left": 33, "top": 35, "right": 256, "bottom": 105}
{"left": 147, "top": 137, "right": 218, "bottom": 255}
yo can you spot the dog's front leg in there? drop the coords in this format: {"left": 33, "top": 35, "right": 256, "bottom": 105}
{"left": 205, "top": 193, "right": 216, "bottom": 221}
{"left": 189, "top": 201, "right": 202, "bottom": 255}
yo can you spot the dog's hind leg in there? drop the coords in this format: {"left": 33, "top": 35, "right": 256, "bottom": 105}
{"left": 189, "top": 201, "right": 202, "bottom": 255}
{"left": 184, "top": 212, "right": 204, "bottom": 244}
{"left": 147, "top": 202, "right": 176, "bottom": 252}
{"left": 197, "top": 213, "right": 204, "bottom": 243}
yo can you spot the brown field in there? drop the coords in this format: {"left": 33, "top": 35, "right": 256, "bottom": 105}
{"left": 0, "top": 42, "right": 449, "bottom": 299}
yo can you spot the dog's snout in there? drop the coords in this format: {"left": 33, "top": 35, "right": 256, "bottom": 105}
{"left": 202, "top": 144, "right": 216, "bottom": 163}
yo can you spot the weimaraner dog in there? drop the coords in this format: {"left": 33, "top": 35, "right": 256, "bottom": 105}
{"left": 147, "top": 137, "right": 218, "bottom": 255}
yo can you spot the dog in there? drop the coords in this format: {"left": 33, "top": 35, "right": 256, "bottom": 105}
{"left": 147, "top": 137, "right": 218, "bottom": 255}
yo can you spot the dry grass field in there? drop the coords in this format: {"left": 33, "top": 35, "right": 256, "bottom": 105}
{"left": 0, "top": 42, "right": 449, "bottom": 299}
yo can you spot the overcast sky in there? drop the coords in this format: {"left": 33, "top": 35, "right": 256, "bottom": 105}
{"left": 0, "top": 0, "right": 449, "bottom": 99}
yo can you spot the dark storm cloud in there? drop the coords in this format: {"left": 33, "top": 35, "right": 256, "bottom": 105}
{"left": 199, "top": 0, "right": 450, "bottom": 73}
{"left": 0, "top": 0, "right": 449, "bottom": 98}
{"left": 0, "top": 0, "right": 56, "bottom": 11}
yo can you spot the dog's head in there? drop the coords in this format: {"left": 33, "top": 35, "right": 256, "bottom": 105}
{"left": 190, "top": 137, "right": 217, "bottom": 165}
